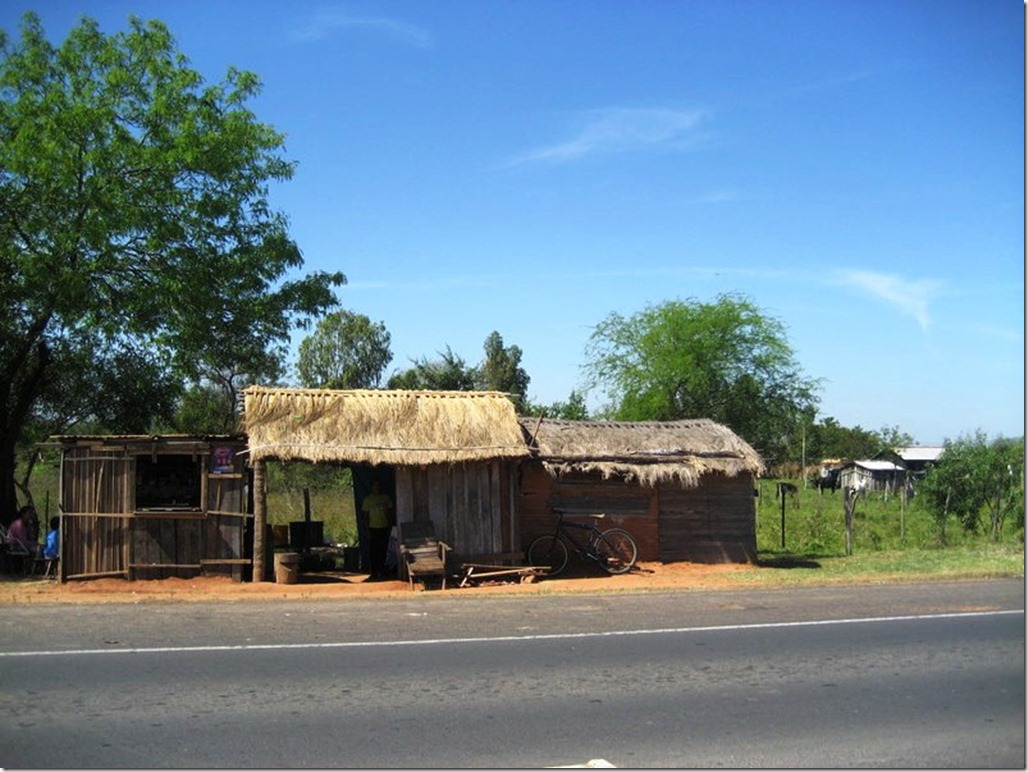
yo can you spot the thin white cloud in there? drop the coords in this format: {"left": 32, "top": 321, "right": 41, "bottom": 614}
{"left": 502, "top": 107, "right": 708, "bottom": 168}
{"left": 289, "top": 11, "right": 433, "bottom": 48}
{"left": 838, "top": 269, "right": 941, "bottom": 331}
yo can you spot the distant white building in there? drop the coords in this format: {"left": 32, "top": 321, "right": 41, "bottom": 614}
{"left": 893, "top": 446, "right": 945, "bottom": 474}
{"left": 839, "top": 459, "right": 906, "bottom": 493}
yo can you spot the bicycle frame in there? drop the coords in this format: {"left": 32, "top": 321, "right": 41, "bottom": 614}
{"left": 549, "top": 510, "right": 605, "bottom": 560}
{"left": 528, "top": 509, "right": 638, "bottom": 577}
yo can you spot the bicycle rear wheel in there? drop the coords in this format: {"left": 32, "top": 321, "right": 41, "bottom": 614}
{"left": 527, "top": 535, "right": 569, "bottom": 576}
{"left": 594, "top": 528, "right": 637, "bottom": 574}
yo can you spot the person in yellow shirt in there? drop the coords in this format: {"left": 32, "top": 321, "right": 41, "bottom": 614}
{"left": 361, "top": 480, "right": 394, "bottom": 580}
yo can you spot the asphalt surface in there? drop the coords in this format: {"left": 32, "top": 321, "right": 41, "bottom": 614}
{"left": 0, "top": 579, "right": 1023, "bottom": 768}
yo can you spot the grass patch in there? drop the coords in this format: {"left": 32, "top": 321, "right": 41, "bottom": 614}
{"left": 746, "top": 544, "right": 1023, "bottom": 586}
{"left": 749, "top": 479, "right": 1023, "bottom": 585}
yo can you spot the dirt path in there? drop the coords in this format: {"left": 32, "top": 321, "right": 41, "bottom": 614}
{"left": 0, "top": 561, "right": 765, "bottom": 605}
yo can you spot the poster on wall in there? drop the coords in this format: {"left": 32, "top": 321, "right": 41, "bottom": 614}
{"left": 211, "top": 446, "right": 235, "bottom": 474}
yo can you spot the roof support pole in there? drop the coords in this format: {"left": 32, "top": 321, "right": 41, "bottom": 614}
{"left": 253, "top": 458, "right": 267, "bottom": 582}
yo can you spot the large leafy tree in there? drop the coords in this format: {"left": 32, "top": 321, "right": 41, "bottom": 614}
{"left": 584, "top": 294, "right": 820, "bottom": 465}
{"left": 0, "top": 13, "right": 344, "bottom": 518}
{"left": 387, "top": 331, "right": 532, "bottom": 408}
{"left": 297, "top": 310, "right": 392, "bottom": 390}
{"left": 471, "top": 331, "right": 530, "bottom": 411}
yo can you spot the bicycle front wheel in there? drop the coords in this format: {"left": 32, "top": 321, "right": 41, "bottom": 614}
{"left": 594, "top": 528, "right": 638, "bottom": 574}
{"left": 527, "top": 535, "right": 569, "bottom": 576}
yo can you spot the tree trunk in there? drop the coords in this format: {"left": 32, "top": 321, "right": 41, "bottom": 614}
{"left": 0, "top": 437, "right": 18, "bottom": 527}
{"left": 252, "top": 459, "right": 267, "bottom": 582}
{"left": 991, "top": 483, "right": 1003, "bottom": 541}
{"left": 0, "top": 332, "right": 53, "bottom": 524}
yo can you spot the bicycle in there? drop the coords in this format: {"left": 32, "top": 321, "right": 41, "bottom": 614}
{"left": 527, "top": 509, "right": 638, "bottom": 577}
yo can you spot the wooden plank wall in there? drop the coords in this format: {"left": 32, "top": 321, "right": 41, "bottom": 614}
{"left": 64, "top": 514, "right": 130, "bottom": 579}
{"left": 130, "top": 514, "right": 202, "bottom": 579}
{"left": 517, "top": 464, "right": 660, "bottom": 561}
{"left": 395, "top": 460, "right": 517, "bottom": 560}
{"left": 61, "top": 448, "right": 132, "bottom": 578}
{"left": 658, "top": 472, "right": 757, "bottom": 563}
{"left": 518, "top": 464, "right": 757, "bottom": 564}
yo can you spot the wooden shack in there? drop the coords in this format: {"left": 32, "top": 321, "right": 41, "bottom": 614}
{"left": 47, "top": 434, "right": 251, "bottom": 582}
{"left": 518, "top": 418, "right": 764, "bottom": 563}
{"left": 242, "top": 387, "right": 530, "bottom": 581}
{"left": 839, "top": 459, "right": 906, "bottom": 494}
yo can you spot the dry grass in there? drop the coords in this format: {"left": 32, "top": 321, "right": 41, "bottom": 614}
{"left": 523, "top": 417, "right": 764, "bottom": 487}
{"left": 244, "top": 387, "right": 529, "bottom": 465}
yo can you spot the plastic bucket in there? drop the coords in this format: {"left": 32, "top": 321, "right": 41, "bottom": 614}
{"left": 274, "top": 552, "right": 300, "bottom": 584}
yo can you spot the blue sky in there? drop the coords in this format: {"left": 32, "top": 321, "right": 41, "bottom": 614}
{"left": 4, "top": 0, "right": 1023, "bottom": 445}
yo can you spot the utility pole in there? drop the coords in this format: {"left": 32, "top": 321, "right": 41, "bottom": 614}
{"left": 801, "top": 424, "right": 807, "bottom": 489}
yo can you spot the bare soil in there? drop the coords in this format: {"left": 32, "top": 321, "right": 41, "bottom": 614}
{"left": 0, "top": 560, "right": 763, "bottom": 605}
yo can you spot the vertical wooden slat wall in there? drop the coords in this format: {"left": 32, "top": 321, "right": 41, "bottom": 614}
{"left": 61, "top": 448, "right": 132, "bottom": 579}
{"left": 395, "top": 461, "right": 517, "bottom": 561}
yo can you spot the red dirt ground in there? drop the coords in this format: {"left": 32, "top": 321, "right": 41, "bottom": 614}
{"left": 0, "top": 561, "right": 763, "bottom": 605}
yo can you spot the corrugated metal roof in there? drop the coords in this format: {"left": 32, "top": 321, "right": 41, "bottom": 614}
{"left": 895, "top": 446, "right": 945, "bottom": 462}
{"left": 853, "top": 459, "right": 905, "bottom": 472}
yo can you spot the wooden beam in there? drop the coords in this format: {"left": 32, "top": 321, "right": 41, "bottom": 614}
{"left": 64, "top": 570, "right": 128, "bottom": 580}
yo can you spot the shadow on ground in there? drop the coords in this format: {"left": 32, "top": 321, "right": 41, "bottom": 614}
{"left": 757, "top": 555, "right": 823, "bottom": 570}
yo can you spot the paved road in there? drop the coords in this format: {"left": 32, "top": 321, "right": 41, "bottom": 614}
{"left": 0, "top": 580, "right": 1023, "bottom": 767}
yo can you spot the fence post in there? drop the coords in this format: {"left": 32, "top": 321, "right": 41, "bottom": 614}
{"left": 844, "top": 487, "right": 857, "bottom": 556}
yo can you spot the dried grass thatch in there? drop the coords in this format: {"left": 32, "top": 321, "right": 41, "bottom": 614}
{"left": 244, "top": 387, "right": 530, "bottom": 465}
{"left": 521, "top": 417, "right": 765, "bottom": 488}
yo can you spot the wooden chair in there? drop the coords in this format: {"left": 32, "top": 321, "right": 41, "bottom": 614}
{"left": 398, "top": 521, "right": 451, "bottom": 591}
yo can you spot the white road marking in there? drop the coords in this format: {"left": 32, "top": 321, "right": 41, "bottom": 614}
{"left": 0, "top": 609, "right": 1020, "bottom": 658}
{"left": 549, "top": 759, "right": 616, "bottom": 768}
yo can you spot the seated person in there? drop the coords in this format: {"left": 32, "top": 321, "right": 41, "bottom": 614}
{"left": 6, "top": 507, "right": 34, "bottom": 553}
{"left": 43, "top": 517, "right": 60, "bottom": 560}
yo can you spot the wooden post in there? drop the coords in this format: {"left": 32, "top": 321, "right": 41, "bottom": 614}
{"left": 844, "top": 486, "right": 857, "bottom": 556}
{"left": 901, "top": 473, "right": 910, "bottom": 540}
{"left": 780, "top": 488, "right": 786, "bottom": 550}
{"left": 253, "top": 459, "right": 267, "bottom": 582}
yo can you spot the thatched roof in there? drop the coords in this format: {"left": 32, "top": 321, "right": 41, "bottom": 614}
{"left": 520, "top": 417, "right": 764, "bottom": 488}
{"left": 243, "top": 387, "right": 529, "bottom": 465}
